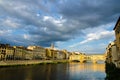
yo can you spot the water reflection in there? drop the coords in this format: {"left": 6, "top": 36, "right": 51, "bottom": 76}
{"left": 68, "top": 63, "right": 106, "bottom": 80}
{"left": 0, "top": 63, "right": 106, "bottom": 80}
{"left": 69, "top": 63, "right": 105, "bottom": 72}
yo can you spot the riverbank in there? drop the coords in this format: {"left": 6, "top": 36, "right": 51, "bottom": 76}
{"left": 0, "top": 60, "right": 69, "bottom": 67}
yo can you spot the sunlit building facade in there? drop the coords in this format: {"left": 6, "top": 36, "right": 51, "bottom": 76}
{"left": 13, "top": 46, "right": 27, "bottom": 60}
{"left": 0, "top": 44, "right": 14, "bottom": 60}
{"left": 113, "top": 17, "right": 120, "bottom": 67}
{"left": 27, "top": 46, "right": 46, "bottom": 60}
{"left": 106, "top": 17, "right": 120, "bottom": 67}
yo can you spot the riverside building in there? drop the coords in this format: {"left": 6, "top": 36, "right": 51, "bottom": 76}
{"left": 106, "top": 17, "right": 120, "bottom": 68}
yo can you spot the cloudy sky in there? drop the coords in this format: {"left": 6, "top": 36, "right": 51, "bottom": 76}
{"left": 0, "top": 0, "right": 120, "bottom": 54}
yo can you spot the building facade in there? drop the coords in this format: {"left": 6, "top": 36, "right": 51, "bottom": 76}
{"left": 27, "top": 46, "right": 46, "bottom": 60}
{"left": 13, "top": 46, "right": 27, "bottom": 60}
{"left": 106, "top": 17, "right": 120, "bottom": 68}
{"left": 113, "top": 17, "right": 120, "bottom": 67}
{"left": 0, "top": 43, "right": 71, "bottom": 61}
{"left": 113, "top": 17, "right": 120, "bottom": 50}
{"left": 0, "top": 44, "right": 14, "bottom": 60}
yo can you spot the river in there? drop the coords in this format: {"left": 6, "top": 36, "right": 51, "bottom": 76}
{"left": 0, "top": 63, "right": 106, "bottom": 80}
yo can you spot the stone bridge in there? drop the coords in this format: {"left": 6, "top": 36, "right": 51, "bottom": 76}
{"left": 69, "top": 54, "right": 106, "bottom": 63}
{"left": 85, "top": 54, "right": 106, "bottom": 63}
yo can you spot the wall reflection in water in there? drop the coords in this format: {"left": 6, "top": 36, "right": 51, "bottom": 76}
{"left": 68, "top": 63, "right": 106, "bottom": 80}
{"left": 0, "top": 63, "right": 106, "bottom": 80}
{"left": 105, "top": 63, "right": 120, "bottom": 80}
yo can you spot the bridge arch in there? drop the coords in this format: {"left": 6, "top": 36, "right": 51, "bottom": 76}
{"left": 69, "top": 54, "right": 105, "bottom": 63}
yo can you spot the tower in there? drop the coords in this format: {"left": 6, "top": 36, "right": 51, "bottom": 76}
{"left": 50, "top": 43, "right": 54, "bottom": 49}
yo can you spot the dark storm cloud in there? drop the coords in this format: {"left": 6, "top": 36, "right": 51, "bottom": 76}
{"left": 0, "top": 0, "right": 120, "bottom": 47}
{"left": 58, "top": 0, "right": 120, "bottom": 27}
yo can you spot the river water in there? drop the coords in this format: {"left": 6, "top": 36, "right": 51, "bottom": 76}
{"left": 0, "top": 63, "right": 106, "bottom": 80}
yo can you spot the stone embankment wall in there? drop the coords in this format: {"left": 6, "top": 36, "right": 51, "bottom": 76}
{"left": 0, "top": 60, "right": 69, "bottom": 67}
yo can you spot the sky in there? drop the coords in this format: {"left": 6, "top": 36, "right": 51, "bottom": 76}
{"left": 0, "top": 0, "right": 120, "bottom": 54}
